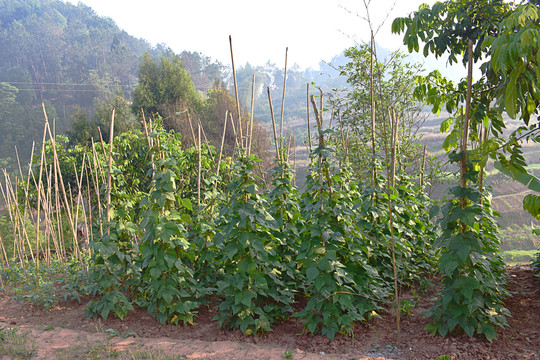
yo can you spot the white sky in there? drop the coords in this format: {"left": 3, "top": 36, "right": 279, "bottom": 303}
{"left": 65, "top": 0, "right": 439, "bottom": 70}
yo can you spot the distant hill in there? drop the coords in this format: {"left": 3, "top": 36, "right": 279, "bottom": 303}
{"left": 0, "top": 0, "right": 224, "bottom": 170}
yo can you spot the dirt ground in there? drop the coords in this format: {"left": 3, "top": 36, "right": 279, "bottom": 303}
{"left": 0, "top": 266, "right": 538, "bottom": 360}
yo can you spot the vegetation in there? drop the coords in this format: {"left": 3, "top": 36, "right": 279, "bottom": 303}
{"left": 0, "top": 0, "right": 539, "bottom": 350}
{"left": 393, "top": 0, "right": 540, "bottom": 341}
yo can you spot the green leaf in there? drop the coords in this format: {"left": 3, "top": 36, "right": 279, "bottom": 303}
{"left": 306, "top": 266, "right": 320, "bottom": 281}
{"left": 440, "top": 117, "right": 453, "bottom": 133}
{"left": 482, "top": 323, "right": 497, "bottom": 342}
{"left": 505, "top": 78, "right": 518, "bottom": 118}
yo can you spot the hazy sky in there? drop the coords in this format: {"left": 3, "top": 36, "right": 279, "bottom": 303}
{"left": 64, "top": 0, "right": 438, "bottom": 69}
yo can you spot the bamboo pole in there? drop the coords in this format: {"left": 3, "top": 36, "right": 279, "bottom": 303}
{"left": 216, "top": 111, "right": 228, "bottom": 179}
{"left": 293, "top": 136, "right": 297, "bottom": 187}
{"left": 0, "top": 233, "right": 8, "bottom": 268}
{"left": 306, "top": 83, "right": 312, "bottom": 153}
{"left": 267, "top": 87, "right": 280, "bottom": 162}
{"left": 420, "top": 144, "right": 427, "bottom": 188}
{"left": 248, "top": 74, "right": 256, "bottom": 156}
{"left": 387, "top": 107, "right": 401, "bottom": 333}
{"left": 229, "top": 35, "right": 243, "bottom": 147}
{"left": 197, "top": 123, "right": 201, "bottom": 207}
{"left": 210, "top": 111, "right": 229, "bottom": 215}
{"left": 370, "top": 31, "right": 377, "bottom": 184}
{"left": 106, "top": 109, "right": 115, "bottom": 224}
{"left": 1, "top": 172, "right": 23, "bottom": 264}
{"left": 97, "top": 127, "right": 107, "bottom": 160}
{"left": 228, "top": 111, "right": 239, "bottom": 149}
{"left": 43, "top": 113, "right": 82, "bottom": 263}
{"left": 73, "top": 153, "right": 87, "bottom": 251}
{"left": 460, "top": 39, "right": 474, "bottom": 209}
{"left": 84, "top": 157, "right": 94, "bottom": 246}
{"left": 187, "top": 113, "right": 197, "bottom": 146}
{"left": 198, "top": 121, "right": 215, "bottom": 163}
{"left": 141, "top": 108, "right": 152, "bottom": 148}
{"left": 390, "top": 109, "right": 400, "bottom": 189}
{"left": 90, "top": 141, "right": 104, "bottom": 236}
{"left": 279, "top": 47, "right": 288, "bottom": 144}
{"left": 35, "top": 119, "right": 49, "bottom": 268}
{"left": 478, "top": 125, "right": 489, "bottom": 203}
{"left": 14, "top": 145, "right": 36, "bottom": 262}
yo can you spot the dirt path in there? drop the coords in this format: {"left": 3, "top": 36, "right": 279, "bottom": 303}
{"left": 1, "top": 266, "right": 539, "bottom": 360}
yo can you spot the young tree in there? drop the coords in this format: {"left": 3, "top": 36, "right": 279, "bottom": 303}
{"left": 131, "top": 53, "right": 203, "bottom": 144}
{"left": 393, "top": 0, "right": 514, "bottom": 341}
{"left": 332, "top": 45, "right": 427, "bottom": 178}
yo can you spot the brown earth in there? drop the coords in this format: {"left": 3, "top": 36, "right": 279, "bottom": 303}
{"left": 0, "top": 266, "right": 539, "bottom": 360}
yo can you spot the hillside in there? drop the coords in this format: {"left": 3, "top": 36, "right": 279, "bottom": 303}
{"left": 0, "top": 0, "right": 225, "bottom": 171}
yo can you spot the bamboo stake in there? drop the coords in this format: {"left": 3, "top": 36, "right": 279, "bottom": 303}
{"left": 53, "top": 140, "right": 65, "bottom": 259}
{"left": 1, "top": 173, "right": 23, "bottom": 264}
{"left": 420, "top": 145, "right": 427, "bottom": 188}
{"left": 14, "top": 145, "right": 36, "bottom": 262}
{"left": 370, "top": 31, "right": 377, "bottom": 184}
{"left": 210, "top": 111, "right": 229, "bottom": 215}
{"left": 197, "top": 123, "right": 201, "bottom": 207}
{"left": 390, "top": 109, "right": 400, "bottom": 189}
{"left": 460, "top": 39, "right": 474, "bottom": 209}
{"left": 0, "top": 233, "right": 8, "bottom": 268}
{"left": 141, "top": 108, "right": 152, "bottom": 148}
{"left": 73, "top": 153, "right": 87, "bottom": 251}
{"left": 248, "top": 74, "right": 256, "bottom": 156}
{"left": 4, "top": 173, "right": 31, "bottom": 262}
{"left": 216, "top": 111, "right": 228, "bottom": 179}
{"left": 280, "top": 47, "right": 288, "bottom": 144}
{"left": 44, "top": 114, "right": 82, "bottom": 263}
{"left": 267, "top": 87, "right": 280, "bottom": 162}
{"left": 187, "top": 113, "right": 197, "bottom": 146}
{"left": 387, "top": 107, "right": 401, "bottom": 333}
{"left": 35, "top": 119, "right": 49, "bottom": 269}
{"left": 293, "top": 136, "right": 297, "bottom": 187}
{"left": 228, "top": 111, "right": 239, "bottom": 149}
{"left": 479, "top": 125, "right": 489, "bottom": 203}
{"left": 84, "top": 157, "right": 94, "bottom": 245}
{"left": 106, "top": 109, "right": 115, "bottom": 224}
{"left": 97, "top": 127, "right": 107, "bottom": 160}
{"left": 90, "top": 141, "right": 104, "bottom": 236}
{"left": 91, "top": 138, "right": 106, "bottom": 184}
{"left": 229, "top": 35, "right": 243, "bottom": 147}
{"left": 306, "top": 83, "right": 312, "bottom": 153}
{"left": 198, "top": 121, "right": 215, "bottom": 162}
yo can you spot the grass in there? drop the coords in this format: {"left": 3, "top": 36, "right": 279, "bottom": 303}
{"left": 0, "top": 323, "right": 185, "bottom": 360}
{"left": 0, "top": 326, "right": 36, "bottom": 360}
{"left": 502, "top": 249, "right": 537, "bottom": 265}
{"left": 55, "top": 341, "right": 188, "bottom": 360}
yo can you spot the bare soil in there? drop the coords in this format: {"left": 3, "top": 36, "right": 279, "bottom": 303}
{"left": 0, "top": 266, "right": 539, "bottom": 360}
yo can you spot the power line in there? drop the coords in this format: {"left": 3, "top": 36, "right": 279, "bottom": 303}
{"left": 9, "top": 88, "right": 128, "bottom": 93}
{"left": 2, "top": 81, "right": 135, "bottom": 87}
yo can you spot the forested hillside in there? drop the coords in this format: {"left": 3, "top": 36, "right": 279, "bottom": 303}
{"left": 0, "top": 0, "right": 226, "bottom": 170}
